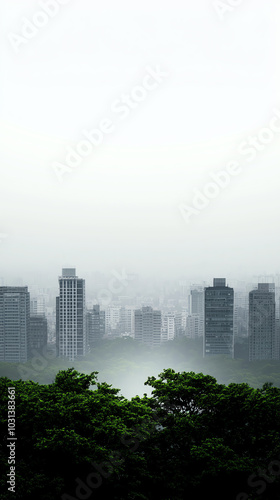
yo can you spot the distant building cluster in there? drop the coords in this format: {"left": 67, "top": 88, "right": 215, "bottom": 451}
{"left": 0, "top": 269, "right": 280, "bottom": 363}
{"left": 0, "top": 286, "right": 46, "bottom": 363}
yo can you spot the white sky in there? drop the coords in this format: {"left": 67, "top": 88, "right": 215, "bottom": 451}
{"left": 0, "top": 0, "right": 280, "bottom": 285}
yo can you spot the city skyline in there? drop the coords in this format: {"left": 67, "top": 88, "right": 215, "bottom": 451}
{"left": 1, "top": 3, "right": 279, "bottom": 498}
{"left": 2, "top": 267, "right": 280, "bottom": 362}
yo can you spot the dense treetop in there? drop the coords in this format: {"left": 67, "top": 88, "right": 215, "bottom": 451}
{"left": 1, "top": 367, "right": 280, "bottom": 499}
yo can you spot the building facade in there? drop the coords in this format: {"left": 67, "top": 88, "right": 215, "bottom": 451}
{"left": 204, "top": 278, "right": 234, "bottom": 358}
{"left": 30, "top": 296, "right": 46, "bottom": 315}
{"left": 56, "top": 268, "right": 86, "bottom": 360}
{"left": 119, "top": 306, "right": 136, "bottom": 337}
{"left": 189, "top": 286, "right": 204, "bottom": 337}
{"left": 86, "top": 304, "right": 105, "bottom": 346}
{"left": 135, "top": 306, "right": 161, "bottom": 347}
{"left": 30, "top": 315, "right": 48, "bottom": 352}
{"left": 0, "top": 286, "right": 30, "bottom": 363}
{"left": 249, "top": 283, "right": 277, "bottom": 361}
{"left": 105, "top": 306, "right": 121, "bottom": 335}
{"left": 186, "top": 314, "right": 200, "bottom": 339}
{"left": 161, "top": 312, "right": 175, "bottom": 342}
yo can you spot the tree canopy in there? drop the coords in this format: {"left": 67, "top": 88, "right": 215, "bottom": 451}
{"left": 1, "top": 368, "right": 280, "bottom": 499}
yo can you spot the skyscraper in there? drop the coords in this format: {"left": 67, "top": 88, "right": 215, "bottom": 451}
{"left": 119, "top": 306, "right": 136, "bottom": 336}
{"left": 105, "top": 306, "right": 121, "bottom": 335}
{"left": 204, "top": 278, "right": 234, "bottom": 358}
{"left": 86, "top": 304, "right": 105, "bottom": 347}
{"left": 30, "top": 315, "right": 48, "bottom": 352}
{"left": 56, "top": 268, "right": 86, "bottom": 361}
{"left": 249, "top": 283, "right": 277, "bottom": 361}
{"left": 134, "top": 306, "right": 161, "bottom": 347}
{"left": 186, "top": 314, "right": 200, "bottom": 339}
{"left": 0, "top": 286, "right": 30, "bottom": 363}
{"left": 30, "top": 296, "right": 46, "bottom": 315}
{"left": 161, "top": 312, "right": 175, "bottom": 342}
{"left": 189, "top": 285, "right": 204, "bottom": 337}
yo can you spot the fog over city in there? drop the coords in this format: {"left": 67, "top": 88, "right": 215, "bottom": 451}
{"left": 0, "top": 1, "right": 280, "bottom": 285}
{"left": 2, "top": 3, "right": 280, "bottom": 499}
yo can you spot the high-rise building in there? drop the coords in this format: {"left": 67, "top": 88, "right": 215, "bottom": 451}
{"left": 105, "top": 306, "right": 121, "bottom": 335}
{"left": 161, "top": 312, "right": 175, "bottom": 342}
{"left": 30, "top": 315, "right": 48, "bottom": 352}
{"left": 119, "top": 306, "right": 136, "bottom": 336}
{"left": 56, "top": 268, "right": 86, "bottom": 361}
{"left": 249, "top": 283, "right": 277, "bottom": 361}
{"left": 30, "top": 296, "right": 46, "bottom": 315}
{"left": 186, "top": 314, "right": 200, "bottom": 339}
{"left": 86, "top": 305, "right": 105, "bottom": 347}
{"left": 275, "top": 319, "right": 280, "bottom": 361}
{"left": 174, "top": 312, "right": 186, "bottom": 338}
{"left": 0, "top": 286, "right": 31, "bottom": 363}
{"left": 233, "top": 290, "right": 249, "bottom": 339}
{"left": 204, "top": 278, "right": 234, "bottom": 358}
{"left": 134, "top": 306, "right": 161, "bottom": 347}
{"left": 188, "top": 286, "right": 204, "bottom": 337}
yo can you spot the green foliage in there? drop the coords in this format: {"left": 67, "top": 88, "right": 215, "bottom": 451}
{"left": 54, "top": 368, "right": 98, "bottom": 393}
{"left": 1, "top": 368, "right": 280, "bottom": 499}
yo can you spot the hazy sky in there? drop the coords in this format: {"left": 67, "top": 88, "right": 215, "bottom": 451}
{"left": 1, "top": 0, "right": 280, "bottom": 285}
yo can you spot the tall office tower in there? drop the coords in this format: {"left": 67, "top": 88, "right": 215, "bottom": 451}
{"left": 55, "top": 296, "right": 59, "bottom": 357}
{"left": 233, "top": 290, "right": 249, "bottom": 338}
{"left": 119, "top": 306, "right": 136, "bottom": 336}
{"left": 174, "top": 312, "right": 186, "bottom": 338}
{"left": 189, "top": 286, "right": 205, "bottom": 337}
{"left": 161, "top": 312, "right": 175, "bottom": 342}
{"left": 134, "top": 306, "right": 161, "bottom": 347}
{"left": 187, "top": 285, "right": 204, "bottom": 338}
{"left": 0, "top": 287, "right": 30, "bottom": 363}
{"left": 275, "top": 319, "right": 280, "bottom": 361}
{"left": 204, "top": 278, "right": 234, "bottom": 358}
{"left": 86, "top": 305, "right": 105, "bottom": 347}
{"left": 249, "top": 283, "right": 277, "bottom": 361}
{"left": 186, "top": 314, "right": 200, "bottom": 339}
{"left": 105, "top": 306, "right": 121, "bottom": 335}
{"left": 56, "top": 268, "right": 86, "bottom": 361}
{"left": 30, "top": 296, "right": 46, "bottom": 315}
{"left": 30, "top": 315, "right": 48, "bottom": 352}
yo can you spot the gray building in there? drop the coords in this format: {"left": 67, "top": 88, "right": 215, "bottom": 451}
{"left": 86, "top": 304, "right": 105, "bottom": 347}
{"left": 134, "top": 306, "right": 161, "bottom": 347}
{"left": 189, "top": 286, "right": 204, "bottom": 337}
{"left": 30, "top": 315, "right": 48, "bottom": 352}
{"left": 119, "top": 306, "right": 135, "bottom": 336}
{"left": 249, "top": 283, "right": 277, "bottom": 361}
{"left": 204, "top": 278, "right": 234, "bottom": 358}
{"left": 0, "top": 286, "right": 30, "bottom": 363}
{"left": 56, "top": 268, "right": 86, "bottom": 361}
